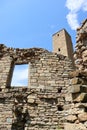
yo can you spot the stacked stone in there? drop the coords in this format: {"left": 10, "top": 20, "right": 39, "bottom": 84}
{"left": 0, "top": 44, "right": 74, "bottom": 130}
{"left": 64, "top": 70, "right": 87, "bottom": 130}
{"left": 64, "top": 20, "right": 87, "bottom": 130}
{"left": 0, "top": 44, "right": 49, "bottom": 64}
{"left": 74, "top": 19, "right": 87, "bottom": 73}
{"left": 0, "top": 86, "right": 69, "bottom": 130}
{"left": 0, "top": 54, "right": 13, "bottom": 89}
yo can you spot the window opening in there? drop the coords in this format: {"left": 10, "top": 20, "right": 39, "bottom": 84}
{"left": 58, "top": 48, "right": 60, "bottom": 52}
{"left": 11, "top": 64, "right": 28, "bottom": 87}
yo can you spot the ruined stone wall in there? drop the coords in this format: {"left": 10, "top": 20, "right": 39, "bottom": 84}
{"left": 0, "top": 19, "right": 87, "bottom": 130}
{"left": 64, "top": 19, "right": 87, "bottom": 130}
{"left": 74, "top": 19, "right": 87, "bottom": 72}
{"left": 64, "top": 72, "right": 87, "bottom": 130}
{"left": 0, "top": 87, "right": 66, "bottom": 130}
{"left": 0, "top": 44, "right": 73, "bottom": 130}
{"left": 0, "top": 55, "right": 13, "bottom": 88}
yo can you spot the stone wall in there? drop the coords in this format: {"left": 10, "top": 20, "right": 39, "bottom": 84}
{"left": 64, "top": 72, "right": 87, "bottom": 130}
{"left": 74, "top": 19, "right": 87, "bottom": 72}
{"left": 0, "top": 44, "right": 73, "bottom": 130}
{"left": 64, "top": 19, "right": 87, "bottom": 130}
{"left": 0, "top": 87, "right": 67, "bottom": 130}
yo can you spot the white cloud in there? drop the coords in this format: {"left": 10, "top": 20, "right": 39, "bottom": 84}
{"left": 66, "top": 0, "right": 87, "bottom": 30}
{"left": 66, "top": 13, "right": 79, "bottom": 30}
{"left": 83, "top": 2, "right": 87, "bottom": 11}
{"left": 66, "top": 0, "right": 84, "bottom": 12}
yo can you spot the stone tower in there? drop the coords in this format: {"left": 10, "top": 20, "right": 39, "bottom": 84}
{"left": 52, "top": 29, "right": 73, "bottom": 61}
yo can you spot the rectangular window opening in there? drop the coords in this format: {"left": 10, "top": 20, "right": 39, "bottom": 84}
{"left": 11, "top": 64, "right": 29, "bottom": 87}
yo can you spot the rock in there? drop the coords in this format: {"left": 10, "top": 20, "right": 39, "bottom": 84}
{"left": 84, "top": 121, "right": 87, "bottom": 128}
{"left": 27, "top": 98, "right": 35, "bottom": 103}
{"left": 73, "top": 53, "right": 77, "bottom": 60}
{"left": 82, "top": 50, "right": 87, "bottom": 58}
{"left": 75, "top": 119, "right": 79, "bottom": 124}
{"left": 78, "top": 112, "right": 87, "bottom": 122}
{"left": 69, "top": 70, "right": 81, "bottom": 78}
{"left": 27, "top": 95, "right": 36, "bottom": 103}
{"left": 73, "top": 93, "right": 87, "bottom": 102}
{"left": 80, "top": 70, "right": 87, "bottom": 76}
{"left": 83, "top": 57, "right": 87, "bottom": 63}
{"left": 64, "top": 123, "right": 87, "bottom": 130}
{"left": 70, "top": 77, "right": 82, "bottom": 85}
{"left": 66, "top": 115, "right": 77, "bottom": 123}
{"left": 69, "top": 85, "right": 81, "bottom": 93}
{"left": 69, "top": 85, "right": 87, "bottom": 93}
{"left": 65, "top": 93, "right": 72, "bottom": 102}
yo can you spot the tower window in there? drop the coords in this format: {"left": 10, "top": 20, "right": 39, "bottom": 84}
{"left": 57, "top": 34, "right": 59, "bottom": 36}
{"left": 58, "top": 48, "right": 60, "bottom": 52}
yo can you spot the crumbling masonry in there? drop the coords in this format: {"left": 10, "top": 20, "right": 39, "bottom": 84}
{"left": 0, "top": 19, "right": 87, "bottom": 130}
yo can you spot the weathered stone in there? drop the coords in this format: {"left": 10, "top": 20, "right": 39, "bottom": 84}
{"left": 27, "top": 98, "right": 35, "bottom": 103}
{"left": 64, "top": 123, "right": 87, "bottom": 130}
{"left": 73, "top": 93, "right": 87, "bottom": 102}
{"left": 82, "top": 50, "right": 87, "bottom": 58}
{"left": 83, "top": 57, "right": 87, "bottom": 63}
{"left": 69, "top": 70, "right": 81, "bottom": 78}
{"left": 69, "top": 84, "right": 87, "bottom": 93}
{"left": 78, "top": 112, "right": 87, "bottom": 122}
{"left": 69, "top": 85, "right": 81, "bottom": 93}
{"left": 70, "top": 77, "right": 82, "bottom": 85}
{"left": 27, "top": 95, "right": 36, "bottom": 99}
{"left": 65, "top": 93, "right": 72, "bottom": 102}
{"left": 66, "top": 115, "right": 77, "bottom": 122}
{"left": 84, "top": 121, "right": 87, "bottom": 128}
{"left": 6, "top": 118, "right": 12, "bottom": 123}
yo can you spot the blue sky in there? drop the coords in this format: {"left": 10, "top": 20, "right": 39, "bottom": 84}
{"left": 0, "top": 0, "right": 86, "bottom": 51}
{"left": 0, "top": 0, "right": 86, "bottom": 86}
